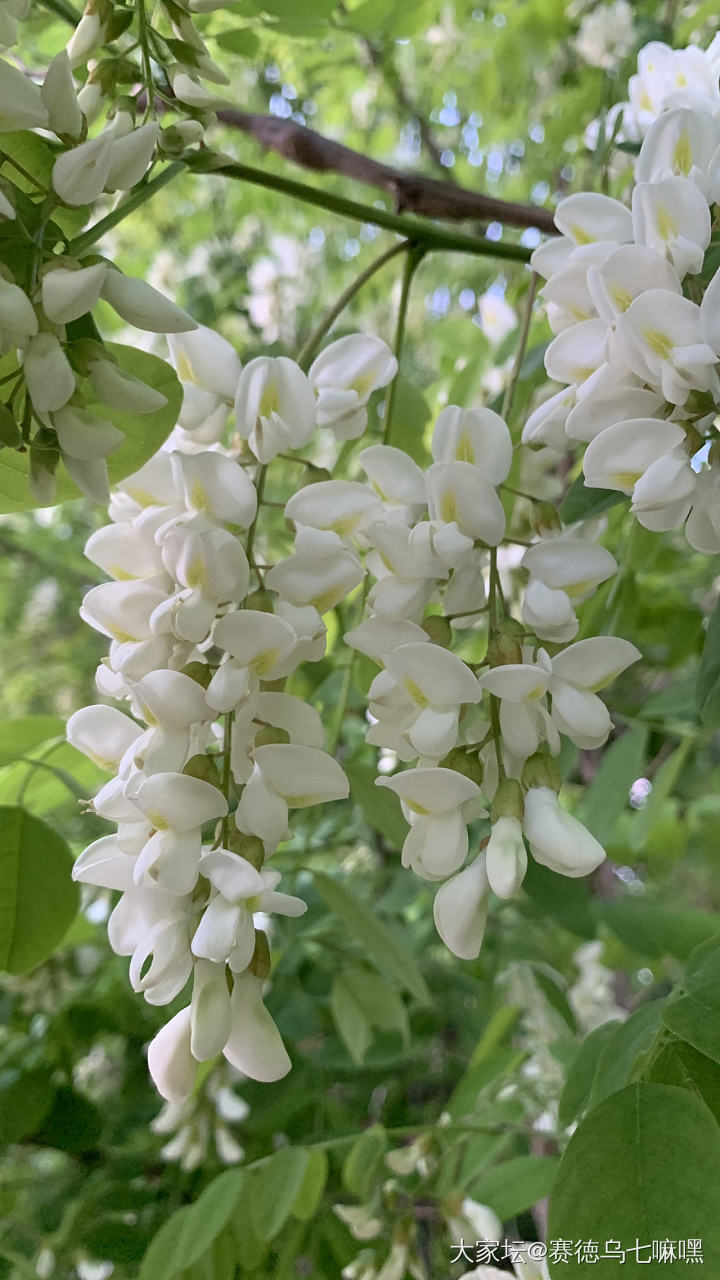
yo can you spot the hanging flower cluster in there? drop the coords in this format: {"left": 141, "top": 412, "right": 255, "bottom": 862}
{"left": 67, "top": 331, "right": 402, "bottom": 1100}
{"left": 587, "top": 33, "right": 720, "bottom": 147}
{"left": 282, "top": 405, "right": 640, "bottom": 962}
{"left": 530, "top": 94, "right": 720, "bottom": 551}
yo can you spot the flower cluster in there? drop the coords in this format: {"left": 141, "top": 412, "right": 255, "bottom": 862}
{"left": 587, "top": 33, "right": 720, "bottom": 147}
{"left": 68, "top": 330, "right": 402, "bottom": 1100}
{"left": 281, "top": 404, "right": 640, "bottom": 961}
{"left": 526, "top": 98, "right": 720, "bottom": 551}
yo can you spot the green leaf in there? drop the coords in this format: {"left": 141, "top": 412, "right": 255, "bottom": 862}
{"left": 291, "top": 1148, "right": 328, "bottom": 1221}
{"left": 446, "top": 1006, "right": 523, "bottom": 1121}
{"left": 331, "top": 971, "right": 372, "bottom": 1064}
{"left": 598, "top": 897, "right": 720, "bottom": 961}
{"left": 558, "top": 1021, "right": 619, "bottom": 1128}
{"left": 0, "top": 717, "right": 65, "bottom": 768}
{"left": 560, "top": 476, "right": 625, "bottom": 524}
{"left": 0, "top": 345, "right": 182, "bottom": 513}
{"left": 177, "top": 1169, "right": 245, "bottom": 1269}
{"left": 249, "top": 1147, "right": 310, "bottom": 1242}
{"left": 31, "top": 1087, "right": 102, "bottom": 1154}
{"left": 0, "top": 807, "right": 78, "bottom": 973}
{"left": 0, "top": 1069, "right": 55, "bottom": 1147}
{"left": 630, "top": 738, "right": 691, "bottom": 850}
{"left": 698, "top": 596, "right": 720, "bottom": 725}
{"left": 139, "top": 1207, "right": 194, "bottom": 1280}
{"left": 548, "top": 1083, "right": 720, "bottom": 1277}
{"left": 531, "top": 966, "right": 576, "bottom": 1031}
{"left": 345, "top": 765, "right": 409, "bottom": 850}
{"left": 580, "top": 725, "right": 647, "bottom": 844}
{"left": 647, "top": 1039, "right": 720, "bottom": 1124}
{"left": 471, "top": 1154, "right": 559, "bottom": 1221}
{"left": 342, "top": 1124, "right": 387, "bottom": 1200}
{"left": 662, "top": 944, "right": 720, "bottom": 1065}
{"left": 214, "top": 28, "right": 260, "bottom": 55}
{"left": 587, "top": 1000, "right": 663, "bottom": 1108}
{"left": 522, "top": 857, "right": 596, "bottom": 939}
{"left": 313, "top": 871, "right": 430, "bottom": 1004}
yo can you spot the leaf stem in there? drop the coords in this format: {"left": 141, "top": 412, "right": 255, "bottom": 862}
{"left": 383, "top": 244, "right": 424, "bottom": 446}
{"left": 297, "top": 239, "right": 409, "bottom": 370}
{"left": 66, "top": 161, "right": 185, "bottom": 255}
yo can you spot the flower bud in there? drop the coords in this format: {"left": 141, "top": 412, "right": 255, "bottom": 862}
{"left": 88, "top": 357, "right": 168, "bottom": 413}
{"left": 0, "top": 276, "right": 37, "bottom": 341}
{"left": 486, "top": 632, "right": 524, "bottom": 667}
{"left": 249, "top": 929, "right": 272, "bottom": 980}
{"left": 101, "top": 270, "right": 197, "bottom": 334}
{"left": 485, "top": 815, "right": 527, "bottom": 899}
{"left": 437, "top": 746, "right": 484, "bottom": 787}
{"left": 521, "top": 751, "right": 562, "bottom": 793}
{"left": 421, "top": 615, "right": 453, "bottom": 646}
{"left": 41, "top": 51, "right": 83, "bottom": 138}
{"left": 524, "top": 785, "right": 605, "bottom": 878}
{"left": 53, "top": 134, "right": 113, "bottom": 206}
{"left": 66, "top": 8, "right": 104, "bottom": 68}
{"left": 23, "top": 333, "right": 75, "bottom": 413}
{"left": 490, "top": 777, "right": 525, "bottom": 823}
{"left": 106, "top": 121, "right": 159, "bottom": 191}
{"left": 0, "top": 55, "right": 49, "bottom": 131}
{"left": 41, "top": 262, "right": 106, "bottom": 324}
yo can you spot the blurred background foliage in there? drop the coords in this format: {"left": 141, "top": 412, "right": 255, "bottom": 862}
{"left": 3, "top": 0, "right": 720, "bottom": 1277}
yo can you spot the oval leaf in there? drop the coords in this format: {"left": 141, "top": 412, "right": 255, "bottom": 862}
{"left": 0, "top": 806, "right": 79, "bottom": 973}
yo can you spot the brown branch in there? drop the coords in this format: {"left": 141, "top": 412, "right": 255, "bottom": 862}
{"left": 215, "top": 109, "right": 557, "bottom": 235}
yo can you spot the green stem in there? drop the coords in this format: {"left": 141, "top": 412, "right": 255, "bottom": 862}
{"left": 502, "top": 270, "right": 539, "bottom": 424}
{"left": 383, "top": 245, "right": 424, "bottom": 446}
{"left": 137, "top": 0, "right": 155, "bottom": 114}
{"left": 297, "top": 239, "right": 409, "bottom": 370}
{"left": 184, "top": 153, "right": 533, "bottom": 263}
{"left": 245, "top": 465, "right": 267, "bottom": 573}
{"left": 66, "top": 161, "right": 185, "bottom": 255}
{"left": 487, "top": 551, "right": 507, "bottom": 783}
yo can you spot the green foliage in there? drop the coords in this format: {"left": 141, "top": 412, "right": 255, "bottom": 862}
{"left": 0, "top": 806, "right": 78, "bottom": 973}
{"left": 0, "top": 346, "right": 182, "bottom": 513}
{"left": 549, "top": 1084, "right": 720, "bottom": 1277}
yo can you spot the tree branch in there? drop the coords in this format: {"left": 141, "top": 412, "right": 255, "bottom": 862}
{"left": 186, "top": 149, "right": 534, "bottom": 262}
{"left": 215, "top": 110, "right": 556, "bottom": 235}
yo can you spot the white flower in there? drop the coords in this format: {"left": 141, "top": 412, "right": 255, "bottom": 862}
{"left": 383, "top": 642, "right": 481, "bottom": 758}
{"left": 479, "top": 655, "right": 558, "bottom": 761}
{"left": 433, "top": 855, "right": 489, "bottom": 958}
{"left": 632, "top": 175, "right": 711, "bottom": 277}
{"left": 148, "top": 1006, "right": 196, "bottom": 1102}
{"left": 67, "top": 704, "right": 142, "bottom": 771}
{"left": 207, "top": 610, "right": 298, "bottom": 711}
{"left": 431, "top": 404, "right": 512, "bottom": 482}
{"left": 548, "top": 637, "right": 641, "bottom": 749}
{"left": 553, "top": 192, "right": 633, "bottom": 245}
{"left": 285, "top": 479, "right": 380, "bottom": 540}
{"left": 223, "top": 971, "right": 291, "bottom": 1082}
{"left": 582, "top": 417, "right": 686, "bottom": 494}
{"left": 425, "top": 461, "right": 505, "bottom": 545}
{"left": 522, "top": 536, "right": 617, "bottom": 602}
{"left": 266, "top": 527, "right": 363, "bottom": 613}
{"left": 309, "top": 334, "right": 397, "bottom": 439}
{"left": 192, "top": 849, "right": 305, "bottom": 969}
{"left": 106, "top": 122, "right": 159, "bottom": 191}
{"left": 523, "top": 786, "right": 605, "bottom": 878}
{"left": 377, "top": 767, "right": 483, "bottom": 880}
{"left": 190, "top": 959, "right": 231, "bottom": 1060}
{"left": 132, "top": 772, "right": 228, "bottom": 894}
{"left": 171, "top": 451, "right": 257, "bottom": 527}
{"left": 0, "top": 276, "right": 37, "bottom": 344}
{"left": 485, "top": 816, "right": 527, "bottom": 899}
{"left": 359, "top": 443, "right": 426, "bottom": 510}
{"left": 235, "top": 355, "right": 315, "bottom": 462}
{"left": 236, "top": 743, "right": 348, "bottom": 850}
